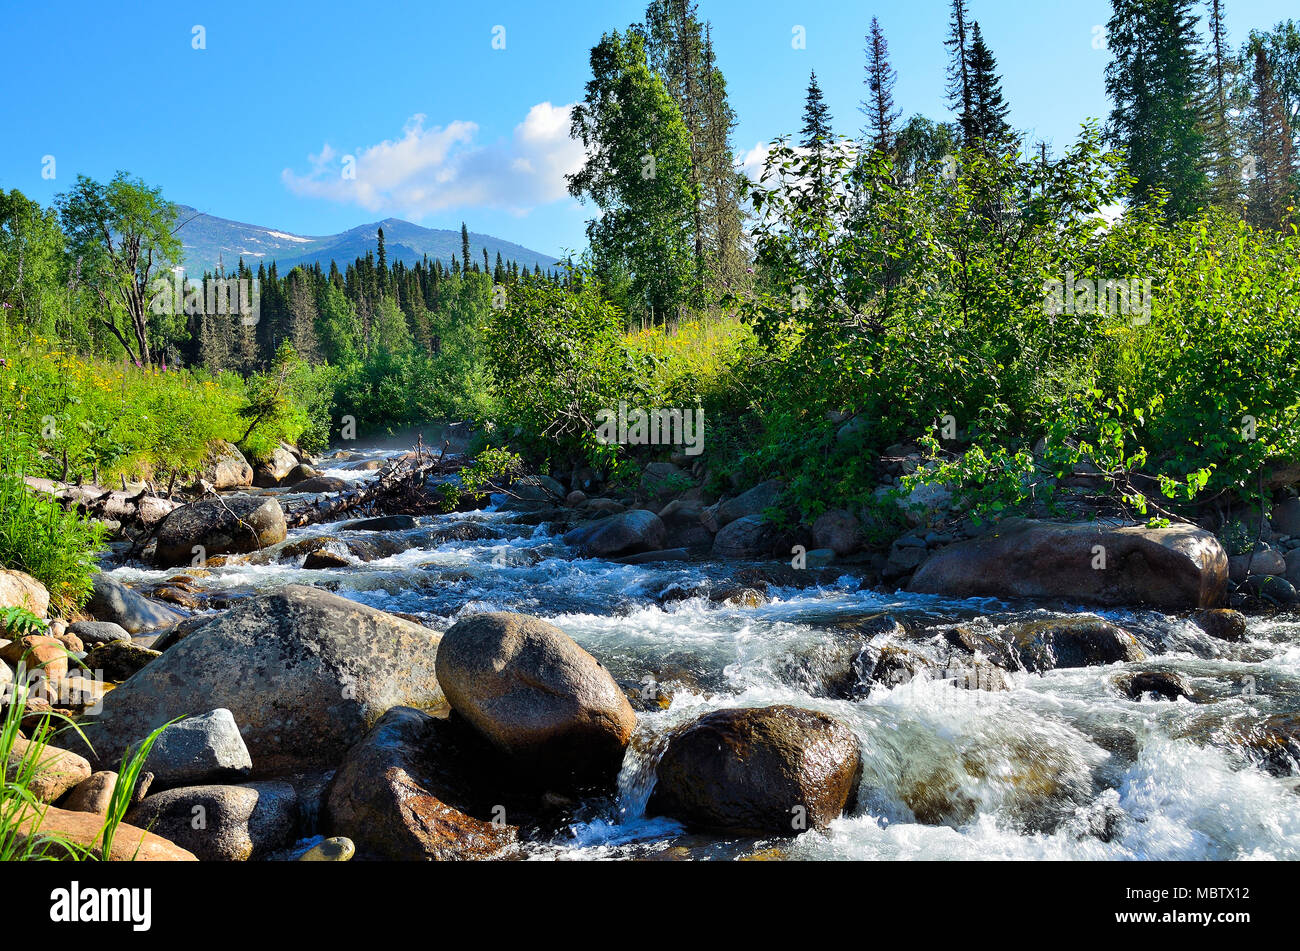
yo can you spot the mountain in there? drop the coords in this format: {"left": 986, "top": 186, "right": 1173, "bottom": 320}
{"left": 171, "top": 205, "right": 561, "bottom": 275}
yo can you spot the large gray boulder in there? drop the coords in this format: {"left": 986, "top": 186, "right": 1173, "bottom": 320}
{"left": 658, "top": 499, "right": 713, "bottom": 549}
{"left": 68, "top": 586, "right": 444, "bottom": 774}
{"left": 711, "top": 514, "right": 777, "bottom": 560}
{"left": 562, "top": 509, "right": 666, "bottom": 558}
{"left": 153, "top": 496, "right": 287, "bottom": 567}
{"left": 253, "top": 445, "right": 298, "bottom": 487}
{"left": 909, "top": 518, "right": 1228, "bottom": 609}
{"left": 126, "top": 782, "right": 297, "bottom": 861}
{"left": 325, "top": 706, "right": 517, "bottom": 861}
{"left": 436, "top": 612, "right": 636, "bottom": 788}
{"left": 710, "top": 480, "right": 784, "bottom": 530}
{"left": 648, "top": 705, "right": 861, "bottom": 835}
{"left": 86, "top": 575, "right": 182, "bottom": 634}
{"left": 144, "top": 709, "right": 253, "bottom": 790}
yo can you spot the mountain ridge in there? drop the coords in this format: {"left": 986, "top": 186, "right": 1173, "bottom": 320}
{"left": 172, "top": 205, "right": 561, "bottom": 275}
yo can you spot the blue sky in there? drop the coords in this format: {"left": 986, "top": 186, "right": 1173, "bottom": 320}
{"left": 1, "top": 0, "right": 1294, "bottom": 258}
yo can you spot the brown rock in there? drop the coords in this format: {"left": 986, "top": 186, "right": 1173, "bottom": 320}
{"left": 63, "top": 770, "right": 121, "bottom": 814}
{"left": 8, "top": 736, "right": 92, "bottom": 803}
{"left": 0, "top": 569, "right": 50, "bottom": 618}
{"left": 9, "top": 804, "right": 196, "bottom": 860}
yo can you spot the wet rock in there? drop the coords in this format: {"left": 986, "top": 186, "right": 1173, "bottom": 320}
{"left": 1238, "top": 714, "right": 1300, "bottom": 776}
{"left": 144, "top": 709, "right": 253, "bottom": 790}
{"left": 126, "top": 781, "right": 298, "bottom": 861}
{"left": 82, "top": 640, "right": 161, "bottom": 681}
{"left": 291, "top": 476, "right": 350, "bottom": 493}
{"left": 813, "top": 509, "right": 863, "bottom": 556}
{"left": 1008, "top": 616, "right": 1146, "bottom": 672}
{"left": 201, "top": 440, "right": 253, "bottom": 490}
{"left": 941, "top": 624, "right": 1022, "bottom": 671}
{"left": 303, "top": 541, "right": 352, "bottom": 569}
{"left": 426, "top": 522, "right": 502, "bottom": 544}
{"left": 563, "top": 509, "right": 667, "bottom": 558}
{"left": 9, "top": 804, "right": 196, "bottom": 860}
{"left": 283, "top": 463, "right": 318, "bottom": 485}
{"left": 1113, "top": 669, "right": 1196, "bottom": 702}
{"left": 711, "top": 514, "right": 777, "bottom": 560}
{"left": 324, "top": 706, "right": 517, "bottom": 861}
{"left": 658, "top": 499, "right": 714, "bottom": 548}
{"left": 299, "top": 836, "right": 355, "bottom": 861}
{"left": 151, "top": 613, "right": 216, "bottom": 652}
{"left": 708, "top": 583, "right": 768, "bottom": 608}
{"left": 1191, "top": 608, "right": 1248, "bottom": 642}
{"left": 7, "top": 736, "right": 90, "bottom": 802}
{"left": 67, "top": 586, "right": 444, "bottom": 775}
{"left": 85, "top": 575, "right": 183, "bottom": 636}
{"left": 648, "top": 705, "right": 861, "bottom": 836}
{"left": 436, "top": 612, "right": 636, "bottom": 788}
{"left": 1242, "top": 574, "right": 1300, "bottom": 605}
{"left": 345, "top": 514, "right": 416, "bottom": 532}
{"left": 910, "top": 518, "right": 1228, "bottom": 609}
{"left": 153, "top": 496, "right": 287, "bottom": 568}
{"left": 614, "top": 548, "right": 691, "bottom": 565}
{"left": 0, "top": 569, "right": 49, "bottom": 618}
{"left": 565, "top": 490, "right": 587, "bottom": 506}
{"left": 1228, "top": 550, "right": 1286, "bottom": 581}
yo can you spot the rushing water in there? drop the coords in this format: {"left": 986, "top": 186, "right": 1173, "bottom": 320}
{"left": 105, "top": 451, "right": 1300, "bottom": 861}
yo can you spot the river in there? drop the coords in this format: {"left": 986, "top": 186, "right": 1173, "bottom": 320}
{"left": 103, "top": 447, "right": 1300, "bottom": 861}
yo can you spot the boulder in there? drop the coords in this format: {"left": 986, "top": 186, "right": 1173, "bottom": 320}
{"left": 1228, "top": 549, "right": 1286, "bottom": 581}
{"left": 153, "top": 496, "right": 287, "bottom": 567}
{"left": 0, "top": 634, "right": 68, "bottom": 682}
{"left": 909, "top": 518, "right": 1228, "bottom": 609}
{"left": 144, "top": 709, "right": 253, "bottom": 790}
{"left": 8, "top": 804, "right": 196, "bottom": 860}
{"left": 1007, "top": 616, "right": 1146, "bottom": 672}
{"left": 66, "top": 620, "right": 131, "bottom": 646}
{"left": 657, "top": 499, "right": 713, "bottom": 548}
{"left": 345, "top": 515, "right": 417, "bottom": 532}
{"left": 512, "top": 474, "right": 564, "bottom": 502}
{"left": 1272, "top": 497, "right": 1300, "bottom": 536}
{"left": 1191, "top": 608, "right": 1248, "bottom": 642}
{"left": 640, "top": 462, "right": 689, "bottom": 504}
{"left": 648, "top": 705, "right": 861, "bottom": 835}
{"left": 0, "top": 569, "right": 49, "bottom": 618}
{"left": 562, "top": 509, "right": 667, "bottom": 558}
{"left": 712, "top": 480, "right": 784, "bottom": 530}
{"left": 82, "top": 640, "right": 161, "bottom": 681}
{"left": 1113, "top": 670, "right": 1196, "bottom": 702}
{"left": 813, "top": 509, "right": 863, "bottom": 557}
{"left": 202, "top": 440, "right": 253, "bottom": 490}
{"left": 292, "top": 476, "right": 350, "bottom": 493}
{"left": 63, "top": 771, "right": 121, "bottom": 814}
{"left": 252, "top": 445, "right": 298, "bottom": 487}
{"left": 86, "top": 575, "right": 184, "bottom": 634}
{"left": 283, "top": 463, "right": 318, "bottom": 486}
{"left": 711, "top": 514, "right": 776, "bottom": 560}
{"left": 325, "top": 706, "right": 517, "bottom": 861}
{"left": 7, "top": 736, "right": 91, "bottom": 803}
{"left": 126, "top": 781, "right": 297, "bottom": 861}
{"left": 67, "top": 586, "right": 444, "bottom": 774}
{"left": 436, "top": 612, "right": 636, "bottom": 787}
{"left": 303, "top": 542, "right": 352, "bottom": 569}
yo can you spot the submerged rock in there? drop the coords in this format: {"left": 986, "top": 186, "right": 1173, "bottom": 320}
{"left": 909, "top": 518, "right": 1228, "bottom": 609}
{"left": 436, "top": 612, "right": 636, "bottom": 788}
{"left": 1191, "top": 608, "right": 1248, "bottom": 642}
{"left": 299, "top": 836, "right": 355, "bottom": 861}
{"left": 647, "top": 705, "right": 862, "bottom": 836}
{"left": 1008, "top": 616, "right": 1146, "bottom": 672}
{"left": 1112, "top": 669, "right": 1197, "bottom": 702}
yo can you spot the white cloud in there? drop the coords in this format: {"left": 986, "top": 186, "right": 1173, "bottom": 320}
{"left": 282, "top": 103, "right": 586, "bottom": 218}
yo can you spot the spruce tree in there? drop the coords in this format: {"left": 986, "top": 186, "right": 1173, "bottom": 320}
{"left": 1105, "top": 0, "right": 1210, "bottom": 219}
{"left": 862, "top": 16, "right": 901, "bottom": 154}
{"left": 1245, "top": 46, "right": 1299, "bottom": 229}
{"left": 460, "top": 223, "right": 471, "bottom": 275}
{"left": 967, "top": 22, "right": 1012, "bottom": 148}
{"left": 945, "top": 0, "right": 976, "bottom": 144}
{"left": 1205, "top": 0, "right": 1243, "bottom": 210}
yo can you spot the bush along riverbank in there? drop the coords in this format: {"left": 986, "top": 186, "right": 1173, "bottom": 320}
{"left": 3, "top": 431, "right": 1300, "bottom": 861}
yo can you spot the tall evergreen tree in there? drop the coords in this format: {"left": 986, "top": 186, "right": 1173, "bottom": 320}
{"left": 1205, "top": 0, "right": 1243, "bottom": 210}
{"left": 967, "top": 22, "right": 1012, "bottom": 147}
{"left": 945, "top": 0, "right": 976, "bottom": 144}
{"left": 1105, "top": 0, "right": 1210, "bottom": 219}
{"left": 862, "top": 16, "right": 901, "bottom": 153}
{"left": 460, "top": 223, "right": 471, "bottom": 276}
{"left": 1245, "top": 45, "right": 1299, "bottom": 229}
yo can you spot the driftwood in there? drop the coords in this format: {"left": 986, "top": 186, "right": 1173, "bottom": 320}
{"left": 25, "top": 477, "right": 182, "bottom": 529}
{"left": 280, "top": 443, "right": 465, "bottom": 529}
